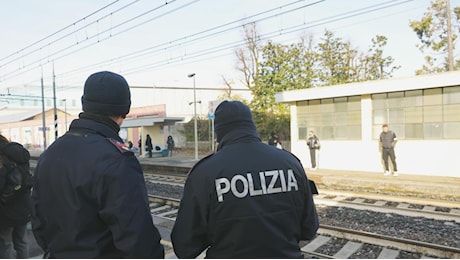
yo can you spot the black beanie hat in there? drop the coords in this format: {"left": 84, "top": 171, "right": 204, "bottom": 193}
{"left": 214, "top": 100, "right": 256, "bottom": 142}
{"left": 81, "top": 71, "right": 131, "bottom": 116}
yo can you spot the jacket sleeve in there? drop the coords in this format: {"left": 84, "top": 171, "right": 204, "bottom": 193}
{"left": 171, "top": 168, "right": 210, "bottom": 258}
{"left": 299, "top": 167, "right": 319, "bottom": 240}
{"left": 31, "top": 162, "right": 49, "bottom": 252}
{"left": 0, "top": 166, "right": 6, "bottom": 195}
{"left": 96, "top": 155, "right": 164, "bottom": 258}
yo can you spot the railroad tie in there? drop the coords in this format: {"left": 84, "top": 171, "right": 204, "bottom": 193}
{"left": 149, "top": 202, "right": 160, "bottom": 208}
{"left": 156, "top": 209, "right": 179, "bottom": 217}
{"left": 422, "top": 205, "right": 436, "bottom": 211}
{"left": 301, "top": 235, "right": 331, "bottom": 252}
{"left": 450, "top": 208, "right": 460, "bottom": 215}
{"left": 374, "top": 200, "right": 386, "bottom": 206}
{"left": 333, "top": 241, "right": 362, "bottom": 259}
{"left": 396, "top": 203, "right": 410, "bottom": 209}
{"left": 353, "top": 198, "right": 365, "bottom": 203}
{"left": 377, "top": 247, "right": 399, "bottom": 259}
{"left": 150, "top": 205, "right": 171, "bottom": 213}
{"left": 333, "top": 196, "right": 347, "bottom": 201}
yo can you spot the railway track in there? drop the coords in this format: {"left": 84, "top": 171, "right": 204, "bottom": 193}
{"left": 304, "top": 225, "right": 460, "bottom": 259}
{"left": 29, "top": 159, "right": 460, "bottom": 258}
{"left": 315, "top": 190, "right": 460, "bottom": 223}
{"left": 147, "top": 194, "right": 460, "bottom": 259}
{"left": 144, "top": 170, "right": 460, "bottom": 224}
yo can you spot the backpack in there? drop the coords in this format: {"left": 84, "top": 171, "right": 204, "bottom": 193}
{"left": 0, "top": 157, "right": 32, "bottom": 204}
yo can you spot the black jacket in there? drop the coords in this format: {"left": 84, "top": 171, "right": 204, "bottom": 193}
{"left": 171, "top": 127, "right": 319, "bottom": 258}
{"left": 0, "top": 142, "right": 31, "bottom": 228}
{"left": 380, "top": 130, "right": 397, "bottom": 149}
{"left": 31, "top": 118, "right": 164, "bottom": 258}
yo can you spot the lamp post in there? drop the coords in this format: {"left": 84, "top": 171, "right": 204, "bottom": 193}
{"left": 188, "top": 73, "right": 198, "bottom": 160}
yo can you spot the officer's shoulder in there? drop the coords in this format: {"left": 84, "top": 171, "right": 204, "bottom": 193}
{"left": 105, "top": 137, "right": 133, "bottom": 155}
{"left": 278, "top": 148, "right": 302, "bottom": 164}
{"left": 187, "top": 153, "right": 215, "bottom": 176}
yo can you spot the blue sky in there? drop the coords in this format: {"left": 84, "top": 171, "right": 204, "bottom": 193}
{"left": 0, "top": 0, "right": 458, "bottom": 93}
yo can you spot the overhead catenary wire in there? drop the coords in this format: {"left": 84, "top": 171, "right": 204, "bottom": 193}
{"left": 101, "top": 0, "right": 417, "bottom": 77}
{"left": 2, "top": 0, "right": 418, "bottom": 91}
{"left": 0, "top": 0, "right": 183, "bottom": 82}
{"left": 62, "top": 0, "right": 417, "bottom": 82}
{"left": 0, "top": 0, "right": 124, "bottom": 65}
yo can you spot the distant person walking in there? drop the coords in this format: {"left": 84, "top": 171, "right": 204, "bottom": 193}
{"left": 380, "top": 124, "right": 398, "bottom": 176}
{"left": 167, "top": 136, "right": 175, "bottom": 157}
{"left": 145, "top": 134, "right": 153, "bottom": 158}
{"left": 306, "top": 131, "right": 320, "bottom": 170}
{"left": 0, "top": 134, "right": 31, "bottom": 259}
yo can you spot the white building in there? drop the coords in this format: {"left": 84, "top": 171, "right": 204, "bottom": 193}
{"left": 276, "top": 71, "right": 460, "bottom": 177}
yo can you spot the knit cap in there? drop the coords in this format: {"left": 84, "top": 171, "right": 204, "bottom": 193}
{"left": 214, "top": 100, "right": 256, "bottom": 142}
{"left": 81, "top": 71, "right": 131, "bottom": 116}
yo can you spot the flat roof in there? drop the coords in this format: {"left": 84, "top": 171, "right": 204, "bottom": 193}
{"left": 275, "top": 71, "right": 460, "bottom": 103}
{"left": 121, "top": 115, "right": 184, "bottom": 128}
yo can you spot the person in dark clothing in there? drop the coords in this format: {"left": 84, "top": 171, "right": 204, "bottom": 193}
{"left": 306, "top": 130, "right": 320, "bottom": 169}
{"left": 166, "top": 135, "right": 175, "bottom": 157}
{"left": 31, "top": 71, "right": 164, "bottom": 258}
{"left": 0, "top": 135, "right": 31, "bottom": 259}
{"left": 138, "top": 137, "right": 142, "bottom": 156}
{"left": 145, "top": 134, "right": 153, "bottom": 158}
{"left": 380, "top": 124, "right": 398, "bottom": 176}
{"left": 171, "top": 101, "right": 319, "bottom": 259}
{"left": 268, "top": 131, "right": 280, "bottom": 147}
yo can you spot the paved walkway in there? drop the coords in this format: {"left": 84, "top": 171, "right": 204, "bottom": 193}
{"left": 137, "top": 154, "right": 460, "bottom": 201}
{"left": 31, "top": 151, "right": 460, "bottom": 201}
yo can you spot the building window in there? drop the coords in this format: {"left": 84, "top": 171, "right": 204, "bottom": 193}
{"left": 372, "top": 86, "right": 460, "bottom": 140}
{"left": 297, "top": 96, "right": 361, "bottom": 140}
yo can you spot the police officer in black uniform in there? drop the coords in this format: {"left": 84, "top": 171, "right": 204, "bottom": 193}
{"left": 31, "top": 71, "right": 164, "bottom": 258}
{"left": 171, "top": 100, "right": 319, "bottom": 258}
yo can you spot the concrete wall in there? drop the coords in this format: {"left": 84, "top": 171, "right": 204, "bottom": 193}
{"left": 292, "top": 139, "right": 460, "bottom": 177}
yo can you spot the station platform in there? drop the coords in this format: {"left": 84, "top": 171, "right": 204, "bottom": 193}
{"left": 26, "top": 152, "right": 459, "bottom": 258}
{"left": 30, "top": 151, "right": 460, "bottom": 201}
{"left": 137, "top": 154, "right": 460, "bottom": 202}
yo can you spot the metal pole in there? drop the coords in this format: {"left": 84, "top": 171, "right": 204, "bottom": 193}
{"left": 40, "top": 68, "right": 47, "bottom": 150}
{"left": 211, "top": 118, "right": 215, "bottom": 152}
{"left": 52, "top": 63, "right": 58, "bottom": 140}
{"left": 63, "top": 99, "right": 68, "bottom": 131}
{"left": 193, "top": 76, "right": 198, "bottom": 160}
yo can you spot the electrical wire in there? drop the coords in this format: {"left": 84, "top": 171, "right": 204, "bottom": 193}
{"left": 2, "top": 0, "right": 417, "bottom": 91}
{"left": 0, "top": 0, "right": 123, "bottom": 65}
{"left": 0, "top": 0, "right": 182, "bottom": 81}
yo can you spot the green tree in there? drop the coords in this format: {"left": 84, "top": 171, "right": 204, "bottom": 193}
{"left": 409, "top": 0, "right": 460, "bottom": 74}
{"left": 179, "top": 116, "right": 211, "bottom": 142}
{"left": 316, "top": 30, "right": 358, "bottom": 85}
{"left": 360, "top": 35, "right": 400, "bottom": 80}
{"left": 234, "top": 26, "right": 399, "bottom": 144}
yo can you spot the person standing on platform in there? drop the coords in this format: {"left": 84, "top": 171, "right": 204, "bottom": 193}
{"left": 380, "top": 124, "right": 398, "bottom": 176}
{"left": 0, "top": 135, "right": 31, "bottom": 259}
{"left": 138, "top": 137, "right": 142, "bottom": 156}
{"left": 306, "top": 130, "right": 320, "bottom": 170}
{"left": 167, "top": 136, "right": 175, "bottom": 157}
{"left": 171, "top": 101, "right": 319, "bottom": 258}
{"left": 145, "top": 134, "right": 153, "bottom": 158}
{"left": 31, "top": 71, "right": 164, "bottom": 258}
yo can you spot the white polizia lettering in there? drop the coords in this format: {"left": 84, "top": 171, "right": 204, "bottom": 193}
{"left": 215, "top": 169, "right": 299, "bottom": 202}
